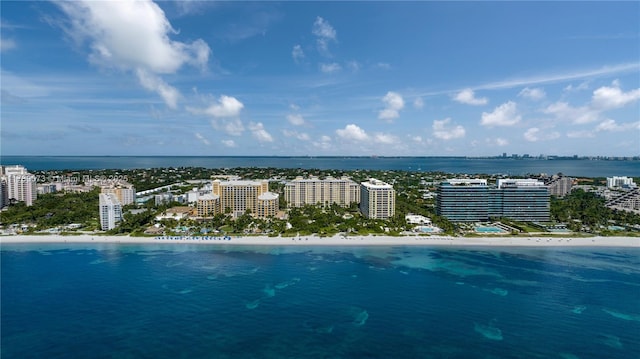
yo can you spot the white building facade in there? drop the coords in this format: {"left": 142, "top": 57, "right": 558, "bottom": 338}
{"left": 2, "top": 165, "right": 37, "bottom": 206}
{"left": 99, "top": 193, "right": 123, "bottom": 231}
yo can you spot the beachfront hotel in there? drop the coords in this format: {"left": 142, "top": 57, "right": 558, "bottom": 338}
{"left": 212, "top": 179, "right": 279, "bottom": 218}
{"left": 0, "top": 165, "right": 37, "bottom": 207}
{"left": 284, "top": 176, "right": 360, "bottom": 207}
{"left": 359, "top": 178, "right": 396, "bottom": 219}
{"left": 99, "top": 193, "right": 122, "bottom": 230}
{"left": 437, "top": 178, "right": 550, "bottom": 222}
{"left": 196, "top": 194, "right": 220, "bottom": 217}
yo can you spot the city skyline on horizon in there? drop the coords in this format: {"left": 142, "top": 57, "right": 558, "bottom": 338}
{"left": 1, "top": 1, "right": 639, "bottom": 157}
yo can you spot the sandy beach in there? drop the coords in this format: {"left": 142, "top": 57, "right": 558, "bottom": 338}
{"left": 1, "top": 234, "right": 638, "bottom": 247}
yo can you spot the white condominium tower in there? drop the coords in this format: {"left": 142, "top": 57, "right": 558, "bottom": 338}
{"left": 359, "top": 178, "right": 396, "bottom": 219}
{"left": 99, "top": 193, "right": 122, "bottom": 231}
{"left": 1, "top": 165, "right": 37, "bottom": 207}
{"left": 284, "top": 176, "right": 360, "bottom": 207}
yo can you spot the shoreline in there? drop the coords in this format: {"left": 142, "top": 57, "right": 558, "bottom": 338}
{"left": 1, "top": 234, "right": 638, "bottom": 248}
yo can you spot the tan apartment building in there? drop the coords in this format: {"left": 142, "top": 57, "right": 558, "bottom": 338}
{"left": 212, "top": 179, "right": 278, "bottom": 218}
{"left": 360, "top": 178, "right": 396, "bottom": 219}
{"left": 284, "top": 176, "right": 360, "bottom": 207}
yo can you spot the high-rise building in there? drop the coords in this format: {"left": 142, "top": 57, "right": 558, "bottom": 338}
{"left": 436, "top": 179, "right": 489, "bottom": 222}
{"left": 284, "top": 176, "right": 360, "bottom": 207}
{"left": 360, "top": 178, "right": 395, "bottom": 219}
{"left": 197, "top": 194, "right": 220, "bottom": 217}
{"left": 212, "top": 179, "right": 279, "bottom": 218}
{"left": 2, "top": 165, "right": 37, "bottom": 206}
{"left": 437, "top": 179, "right": 550, "bottom": 222}
{"left": 101, "top": 184, "right": 136, "bottom": 205}
{"left": 99, "top": 193, "right": 122, "bottom": 231}
{"left": 545, "top": 175, "right": 573, "bottom": 197}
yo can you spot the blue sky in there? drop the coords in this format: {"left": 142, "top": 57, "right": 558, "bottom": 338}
{"left": 1, "top": 1, "right": 639, "bottom": 156}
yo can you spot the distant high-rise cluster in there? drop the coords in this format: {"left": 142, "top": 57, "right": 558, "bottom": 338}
{"left": 436, "top": 178, "right": 550, "bottom": 222}
{"left": 0, "top": 165, "right": 37, "bottom": 208}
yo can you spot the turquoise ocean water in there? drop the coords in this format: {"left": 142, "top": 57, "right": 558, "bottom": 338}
{"left": 2, "top": 244, "right": 639, "bottom": 358}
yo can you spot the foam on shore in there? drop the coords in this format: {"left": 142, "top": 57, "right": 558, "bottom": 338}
{"left": 1, "top": 234, "right": 638, "bottom": 248}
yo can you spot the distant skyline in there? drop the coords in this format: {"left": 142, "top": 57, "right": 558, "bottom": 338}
{"left": 1, "top": 1, "right": 639, "bottom": 156}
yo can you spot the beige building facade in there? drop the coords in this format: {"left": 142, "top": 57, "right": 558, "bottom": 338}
{"left": 284, "top": 176, "right": 360, "bottom": 207}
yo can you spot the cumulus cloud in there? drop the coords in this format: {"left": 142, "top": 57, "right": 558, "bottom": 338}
{"left": 481, "top": 101, "right": 521, "bottom": 127}
{"left": 591, "top": 82, "right": 640, "bottom": 110}
{"left": 283, "top": 129, "right": 310, "bottom": 141}
{"left": 320, "top": 62, "right": 341, "bottom": 73}
{"left": 378, "top": 91, "right": 405, "bottom": 121}
{"left": 286, "top": 113, "right": 306, "bottom": 126}
{"left": 55, "top": 0, "right": 210, "bottom": 108}
{"left": 221, "top": 139, "right": 237, "bottom": 148}
{"left": 221, "top": 118, "right": 245, "bottom": 136}
{"left": 595, "top": 119, "right": 640, "bottom": 132}
{"left": 249, "top": 122, "right": 273, "bottom": 142}
{"left": 194, "top": 132, "right": 210, "bottom": 146}
{"left": 292, "top": 44, "right": 304, "bottom": 63}
{"left": 312, "top": 16, "right": 336, "bottom": 56}
{"left": 188, "top": 95, "right": 244, "bottom": 118}
{"left": 336, "top": 124, "right": 369, "bottom": 141}
{"left": 518, "top": 87, "right": 546, "bottom": 100}
{"left": 546, "top": 82, "right": 640, "bottom": 125}
{"left": 373, "top": 133, "right": 398, "bottom": 144}
{"left": 523, "top": 127, "right": 560, "bottom": 142}
{"left": 567, "top": 130, "right": 595, "bottom": 138}
{"left": 453, "top": 88, "right": 488, "bottom": 105}
{"left": 136, "top": 69, "right": 180, "bottom": 109}
{"left": 313, "top": 135, "right": 332, "bottom": 150}
{"left": 432, "top": 118, "right": 465, "bottom": 140}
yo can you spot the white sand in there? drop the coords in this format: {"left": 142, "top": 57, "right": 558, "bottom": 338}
{"left": 1, "top": 234, "right": 638, "bottom": 247}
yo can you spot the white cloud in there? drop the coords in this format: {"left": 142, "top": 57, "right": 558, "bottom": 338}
{"left": 55, "top": 0, "right": 210, "bottom": 108}
{"left": 432, "top": 118, "right": 465, "bottom": 140}
{"left": 189, "top": 95, "right": 244, "bottom": 118}
{"left": 564, "top": 81, "right": 590, "bottom": 92}
{"left": 567, "top": 130, "right": 595, "bottom": 138}
{"left": 413, "top": 97, "right": 424, "bottom": 109}
{"left": 320, "top": 62, "right": 341, "bottom": 73}
{"left": 336, "top": 124, "right": 369, "bottom": 141}
{"left": 591, "top": 82, "right": 640, "bottom": 110}
{"left": 287, "top": 114, "right": 306, "bottom": 126}
{"left": 518, "top": 87, "right": 546, "bottom": 100}
{"left": 312, "top": 16, "right": 336, "bottom": 56}
{"left": 194, "top": 132, "right": 210, "bottom": 146}
{"left": 221, "top": 139, "right": 237, "bottom": 148}
{"left": 378, "top": 91, "right": 405, "bottom": 121}
{"left": 595, "top": 119, "right": 640, "bottom": 132}
{"left": 543, "top": 102, "right": 598, "bottom": 124}
{"left": 283, "top": 129, "right": 310, "bottom": 141}
{"left": 0, "top": 37, "right": 16, "bottom": 52}
{"left": 373, "top": 133, "right": 398, "bottom": 144}
{"left": 136, "top": 68, "right": 180, "bottom": 109}
{"left": 221, "top": 118, "right": 245, "bottom": 136}
{"left": 481, "top": 101, "right": 521, "bottom": 127}
{"left": 453, "top": 88, "right": 488, "bottom": 105}
{"left": 524, "top": 127, "right": 560, "bottom": 142}
{"left": 292, "top": 44, "right": 304, "bottom": 63}
{"left": 486, "top": 137, "right": 509, "bottom": 146}
{"left": 411, "top": 135, "right": 423, "bottom": 142}
{"left": 313, "top": 135, "right": 332, "bottom": 150}
{"left": 249, "top": 122, "right": 273, "bottom": 142}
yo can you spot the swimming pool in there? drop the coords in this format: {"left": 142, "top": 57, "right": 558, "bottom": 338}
{"left": 475, "top": 226, "right": 506, "bottom": 234}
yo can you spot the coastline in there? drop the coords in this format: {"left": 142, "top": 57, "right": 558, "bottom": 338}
{"left": 1, "top": 234, "right": 638, "bottom": 248}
